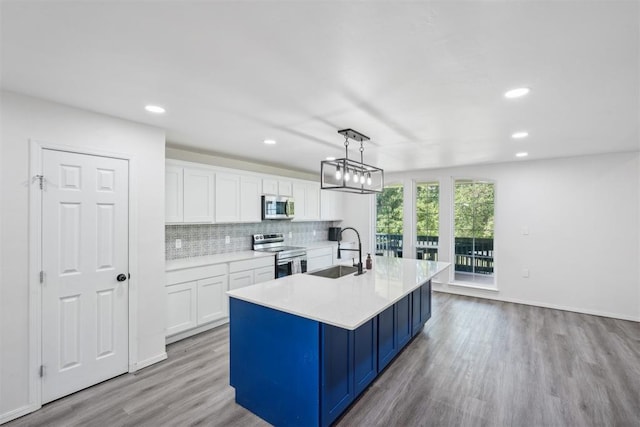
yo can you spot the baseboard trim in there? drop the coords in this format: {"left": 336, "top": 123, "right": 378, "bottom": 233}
{"left": 166, "top": 318, "right": 229, "bottom": 345}
{"left": 131, "top": 352, "right": 168, "bottom": 372}
{"left": 432, "top": 284, "right": 640, "bottom": 322}
{"left": 0, "top": 403, "right": 40, "bottom": 425}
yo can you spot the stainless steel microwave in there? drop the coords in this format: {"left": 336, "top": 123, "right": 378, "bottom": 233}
{"left": 262, "top": 195, "right": 295, "bottom": 220}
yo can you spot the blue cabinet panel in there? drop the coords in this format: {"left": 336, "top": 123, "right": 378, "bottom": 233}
{"left": 396, "top": 294, "right": 412, "bottom": 349}
{"left": 354, "top": 318, "right": 377, "bottom": 395}
{"left": 421, "top": 280, "right": 432, "bottom": 323}
{"left": 377, "top": 304, "right": 397, "bottom": 372}
{"left": 230, "top": 298, "right": 321, "bottom": 427}
{"left": 411, "top": 288, "right": 421, "bottom": 336}
{"left": 321, "top": 324, "right": 354, "bottom": 426}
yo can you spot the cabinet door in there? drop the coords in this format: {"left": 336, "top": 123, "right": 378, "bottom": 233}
{"left": 229, "top": 270, "right": 254, "bottom": 290}
{"left": 292, "top": 182, "right": 307, "bottom": 220}
{"left": 278, "top": 180, "right": 293, "bottom": 196}
{"left": 421, "top": 280, "right": 432, "bottom": 324}
{"left": 377, "top": 304, "right": 397, "bottom": 372}
{"left": 305, "top": 182, "right": 320, "bottom": 220}
{"left": 240, "top": 176, "right": 261, "bottom": 222}
{"left": 253, "top": 266, "right": 275, "bottom": 283}
{"left": 354, "top": 318, "right": 377, "bottom": 396}
{"left": 215, "top": 172, "right": 241, "bottom": 222}
{"left": 411, "top": 288, "right": 422, "bottom": 336}
{"left": 165, "top": 165, "right": 184, "bottom": 223}
{"left": 321, "top": 324, "right": 354, "bottom": 427}
{"left": 320, "top": 189, "right": 334, "bottom": 220}
{"left": 197, "top": 275, "right": 228, "bottom": 325}
{"left": 396, "top": 294, "right": 412, "bottom": 349}
{"left": 166, "top": 281, "right": 197, "bottom": 336}
{"left": 183, "top": 168, "right": 215, "bottom": 223}
{"left": 262, "top": 178, "right": 278, "bottom": 195}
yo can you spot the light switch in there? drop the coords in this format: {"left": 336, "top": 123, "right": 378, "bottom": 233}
{"left": 288, "top": 231, "right": 292, "bottom": 238}
{"left": 175, "top": 239, "right": 181, "bottom": 249}
{"left": 313, "top": 230, "right": 316, "bottom": 236}
{"left": 522, "top": 226, "right": 529, "bottom": 235}
{"left": 225, "top": 236, "right": 231, "bottom": 244}
{"left": 522, "top": 268, "right": 529, "bottom": 278}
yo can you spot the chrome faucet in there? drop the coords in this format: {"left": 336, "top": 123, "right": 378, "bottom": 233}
{"left": 337, "top": 227, "right": 364, "bottom": 275}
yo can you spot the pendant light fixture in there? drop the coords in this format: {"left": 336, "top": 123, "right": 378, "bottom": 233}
{"left": 321, "top": 129, "right": 384, "bottom": 194}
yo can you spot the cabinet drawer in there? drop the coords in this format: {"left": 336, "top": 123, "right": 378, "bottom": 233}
{"left": 307, "top": 246, "right": 334, "bottom": 258}
{"left": 229, "top": 271, "right": 255, "bottom": 290}
{"left": 167, "top": 263, "right": 227, "bottom": 285}
{"left": 229, "top": 256, "right": 274, "bottom": 273}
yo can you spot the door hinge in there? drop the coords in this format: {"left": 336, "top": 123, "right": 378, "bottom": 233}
{"left": 34, "top": 175, "right": 44, "bottom": 190}
{"left": 39, "top": 365, "right": 45, "bottom": 378}
{"left": 39, "top": 271, "right": 44, "bottom": 284}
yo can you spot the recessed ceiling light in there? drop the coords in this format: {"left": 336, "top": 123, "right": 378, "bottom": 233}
{"left": 504, "top": 87, "right": 530, "bottom": 98}
{"left": 516, "top": 152, "right": 529, "bottom": 158}
{"left": 326, "top": 156, "right": 336, "bottom": 161}
{"left": 512, "top": 131, "right": 529, "bottom": 139}
{"left": 263, "top": 139, "right": 276, "bottom": 145}
{"left": 145, "top": 105, "right": 165, "bottom": 114}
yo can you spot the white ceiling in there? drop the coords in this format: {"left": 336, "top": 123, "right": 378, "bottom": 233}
{"left": 2, "top": 1, "right": 638, "bottom": 173}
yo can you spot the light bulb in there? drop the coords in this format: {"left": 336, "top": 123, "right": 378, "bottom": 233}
{"left": 335, "top": 165, "right": 342, "bottom": 180}
{"left": 344, "top": 169, "right": 350, "bottom": 182}
{"left": 354, "top": 170, "right": 360, "bottom": 183}
{"left": 360, "top": 173, "right": 365, "bottom": 184}
{"left": 367, "top": 172, "right": 372, "bottom": 185}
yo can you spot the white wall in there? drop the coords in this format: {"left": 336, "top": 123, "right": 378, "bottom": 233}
{"left": 376, "top": 152, "right": 639, "bottom": 321}
{"left": 0, "top": 92, "right": 167, "bottom": 422}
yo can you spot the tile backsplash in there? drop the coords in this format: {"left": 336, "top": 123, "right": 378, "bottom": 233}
{"left": 165, "top": 221, "right": 341, "bottom": 260}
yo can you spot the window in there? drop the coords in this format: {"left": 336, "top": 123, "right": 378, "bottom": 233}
{"left": 416, "top": 182, "right": 439, "bottom": 261}
{"left": 453, "top": 179, "right": 495, "bottom": 285}
{"left": 375, "top": 184, "right": 403, "bottom": 257}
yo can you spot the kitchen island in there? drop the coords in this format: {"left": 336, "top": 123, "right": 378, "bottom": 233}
{"left": 227, "top": 257, "right": 450, "bottom": 427}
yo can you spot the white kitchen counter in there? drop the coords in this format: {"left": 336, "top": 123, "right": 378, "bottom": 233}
{"left": 227, "top": 256, "right": 450, "bottom": 330}
{"left": 166, "top": 251, "right": 275, "bottom": 272}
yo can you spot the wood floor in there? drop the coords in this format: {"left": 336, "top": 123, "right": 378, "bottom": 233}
{"left": 7, "top": 293, "right": 640, "bottom": 427}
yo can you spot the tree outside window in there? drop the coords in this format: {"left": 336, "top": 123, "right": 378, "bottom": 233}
{"left": 375, "top": 185, "right": 403, "bottom": 257}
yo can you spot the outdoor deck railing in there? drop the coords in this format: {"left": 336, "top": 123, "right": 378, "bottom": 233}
{"left": 375, "top": 233, "right": 494, "bottom": 275}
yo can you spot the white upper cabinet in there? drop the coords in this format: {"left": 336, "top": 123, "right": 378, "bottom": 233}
{"left": 321, "top": 190, "right": 343, "bottom": 220}
{"left": 166, "top": 163, "right": 214, "bottom": 223}
{"left": 215, "top": 172, "right": 241, "bottom": 223}
{"left": 262, "top": 178, "right": 293, "bottom": 196}
{"left": 165, "top": 165, "right": 184, "bottom": 223}
{"left": 183, "top": 168, "right": 215, "bottom": 223}
{"left": 278, "top": 180, "right": 293, "bottom": 197}
{"left": 240, "top": 175, "right": 261, "bottom": 222}
{"left": 216, "top": 172, "right": 261, "bottom": 223}
{"left": 293, "top": 181, "right": 320, "bottom": 221}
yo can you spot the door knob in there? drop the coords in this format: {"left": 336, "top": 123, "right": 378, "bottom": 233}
{"left": 116, "top": 274, "right": 127, "bottom": 282}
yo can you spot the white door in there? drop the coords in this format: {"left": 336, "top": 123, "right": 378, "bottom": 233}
{"left": 41, "top": 149, "right": 129, "bottom": 403}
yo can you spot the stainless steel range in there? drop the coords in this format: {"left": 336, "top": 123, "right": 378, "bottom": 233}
{"left": 252, "top": 233, "right": 307, "bottom": 278}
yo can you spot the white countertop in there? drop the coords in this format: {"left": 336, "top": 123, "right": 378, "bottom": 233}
{"left": 166, "top": 251, "right": 275, "bottom": 272}
{"left": 227, "top": 257, "right": 450, "bottom": 330}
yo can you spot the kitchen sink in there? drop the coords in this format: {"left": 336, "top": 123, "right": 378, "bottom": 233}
{"left": 307, "top": 265, "right": 359, "bottom": 279}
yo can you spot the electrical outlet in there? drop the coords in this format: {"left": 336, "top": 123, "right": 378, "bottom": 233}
{"left": 288, "top": 231, "right": 292, "bottom": 238}
{"left": 522, "top": 268, "right": 529, "bottom": 278}
{"left": 225, "top": 236, "right": 231, "bottom": 244}
{"left": 313, "top": 230, "right": 316, "bottom": 236}
{"left": 522, "top": 226, "right": 529, "bottom": 235}
{"left": 175, "top": 239, "right": 182, "bottom": 249}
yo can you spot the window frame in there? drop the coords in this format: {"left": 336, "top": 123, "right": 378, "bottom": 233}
{"left": 449, "top": 176, "right": 498, "bottom": 290}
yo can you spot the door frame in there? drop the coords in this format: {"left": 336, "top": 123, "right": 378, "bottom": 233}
{"left": 28, "top": 139, "right": 139, "bottom": 410}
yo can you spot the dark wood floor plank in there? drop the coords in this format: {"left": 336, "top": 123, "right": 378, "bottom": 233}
{"left": 6, "top": 292, "right": 640, "bottom": 427}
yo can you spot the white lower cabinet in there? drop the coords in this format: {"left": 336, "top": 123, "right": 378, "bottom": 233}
{"left": 166, "top": 281, "right": 197, "bottom": 336}
{"left": 307, "top": 246, "right": 335, "bottom": 272}
{"left": 166, "top": 256, "right": 275, "bottom": 341}
{"left": 229, "top": 257, "right": 275, "bottom": 290}
{"left": 166, "top": 264, "right": 228, "bottom": 338}
{"left": 197, "top": 275, "right": 229, "bottom": 324}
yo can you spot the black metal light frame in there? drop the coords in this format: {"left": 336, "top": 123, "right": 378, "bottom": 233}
{"left": 320, "top": 129, "right": 384, "bottom": 194}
